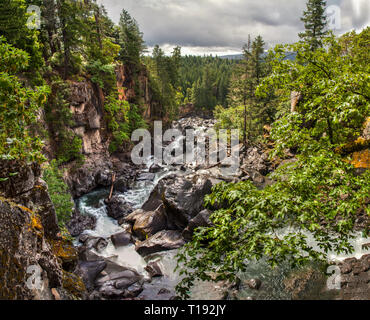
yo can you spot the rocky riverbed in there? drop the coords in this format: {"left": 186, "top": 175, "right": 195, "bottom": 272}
{"left": 64, "top": 116, "right": 369, "bottom": 300}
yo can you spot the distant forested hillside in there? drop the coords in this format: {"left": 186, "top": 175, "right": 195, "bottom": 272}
{"left": 179, "top": 56, "right": 237, "bottom": 109}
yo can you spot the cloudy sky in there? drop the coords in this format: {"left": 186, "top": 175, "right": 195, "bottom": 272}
{"left": 98, "top": 0, "right": 369, "bottom": 55}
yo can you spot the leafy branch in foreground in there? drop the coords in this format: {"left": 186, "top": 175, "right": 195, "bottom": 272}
{"left": 176, "top": 153, "right": 369, "bottom": 299}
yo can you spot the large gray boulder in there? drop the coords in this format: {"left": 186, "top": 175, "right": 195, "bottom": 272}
{"left": 136, "top": 230, "right": 185, "bottom": 256}
{"left": 125, "top": 206, "right": 167, "bottom": 240}
{"left": 142, "top": 174, "right": 213, "bottom": 230}
{"left": 105, "top": 195, "right": 133, "bottom": 220}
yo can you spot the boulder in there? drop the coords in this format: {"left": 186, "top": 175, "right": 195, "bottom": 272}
{"left": 105, "top": 195, "right": 134, "bottom": 220}
{"left": 67, "top": 211, "right": 96, "bottom": 237}
{"left": 145, "top": 261, "right": 163, "bottom": 278}
{"left": 143, "top": 174, "right": 213, "bottom": 230}
{"left": 114, "top": 178, "right": 129, "bottom": 193}
{"left": 96, "top": 268, "right": 143, "bottom": 299}
{"left": 127, "top": 206, "right": 167, "bottom": 240}
{"left": 136, "top": 230, "right": 185, "bottom": 256}
{"left": 77, "top": 236, "right": 109, "bottom": 262}
{"left": 75, "top": 260, "right": 107, "bottom": 291}
{"left": 182, "top": 209, "right": 213, "bottom": 241}
{"left": 245, "top": 278, "right": 262, "bottom": 290}
{"left": 111, "top": 232, "right": 133, "bottom": 247}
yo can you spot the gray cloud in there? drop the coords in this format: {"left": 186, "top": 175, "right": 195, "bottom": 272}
{"left": 98, "top": 0, "right": 370, "bottom": 55}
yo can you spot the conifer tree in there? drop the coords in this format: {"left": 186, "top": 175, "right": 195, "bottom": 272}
{"left": 299, "top": 0, "right": 328, "bottom": 50}
{"left": 118, "top": 9, "right": 146, "bottom": 67}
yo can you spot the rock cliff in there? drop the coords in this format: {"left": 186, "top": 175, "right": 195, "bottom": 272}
{"left": 0, "top": 160, "right": 85, "bottom": 300}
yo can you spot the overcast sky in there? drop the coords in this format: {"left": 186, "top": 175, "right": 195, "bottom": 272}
{"left": 97, "top": 0, "right": 370, "bottom": 56}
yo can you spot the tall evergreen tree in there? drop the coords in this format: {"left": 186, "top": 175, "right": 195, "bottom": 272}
{"left": 299, "top": 0, "right": 328, "bottom": 50}
{"left": 118, "top": 9, "right": 146, "bottom": 67}
{"left": 226, "top": 35, "right": 270, "bottom": 144}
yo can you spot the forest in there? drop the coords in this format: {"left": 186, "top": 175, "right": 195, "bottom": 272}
{"left": 0, "top": 0, "right": 369, "bottom": 302}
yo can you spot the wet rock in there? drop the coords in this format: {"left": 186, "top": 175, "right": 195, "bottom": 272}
{"left": 96, "top": 269, "right": 142, "bottom": 287}
{"left": 67, "top": 211, "right": 96, "bottom": 237}
{"left": 143, "top": 174, "right": 213, "bottom": 230}
{"left": 137, "top": 172, "right": 155, "bottom": 181}
{"left": 339, "top": 254, "right": 370, "bottom": 300}
{"left": 114, "top": 178, "right": 129, "bottom": 193}
{"left": 76, "top": 260, "right": 107, "bottom": 291}
{"left": 96, "top": 268, "right": 143, "bottom": 299}
{"left": 111, "top": 232, "right": 133, "bottom": 247}
{"left": 95, "top": 170, "right": 111, "bottom": 187}
{"left": 149, "top": 164, "right": 162, "bottom": 173}
{"left": 99, "top": 282, "right": 125, "bottom": 298}
{"left": 136, "top": 230, "right": 186, "bottom": 256}
{"left": 78, "top": 233, "right": 90, "bottom": 243}
{"left": 127, "top": 206, "right": 167, "bottom": 240}
{"left": 182, "top": 209, "right": 212, "bottom": 241}
{"left": 125, "top": 282, "right": 144, "bottom": 298}
{"left": 78, "top": 236, "right": 109, "bottom": 262}
{"left": 158, "top": 288, "right": 171, "bottom": 295}
{"left": 105, "top": 195, "right": 134, "bottom": 220}
{"left": 145, "top": 261, "right": 163, "bottom": 278}
{"left": 95, "top": 238, "right": 109, "bottom": 252}
{"left": 245, "top": 278, "right": 262, "bottom": 290}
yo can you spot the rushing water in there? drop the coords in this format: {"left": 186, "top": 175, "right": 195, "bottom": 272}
{"left": 74, "top": 118, "right": 369, "bottom": 300}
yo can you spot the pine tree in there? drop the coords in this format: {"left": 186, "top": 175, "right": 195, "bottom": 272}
{"left": 299, "top": 0, "right": 328, "bottom": 50}
{"left": 227, "top": 35, "right": 268, "bottom": 145}
{"left": 56, "top": 0, "right": 89, "bottom": 79}
{"left": 118, "top": 9, "right": 146, "bottom": 67}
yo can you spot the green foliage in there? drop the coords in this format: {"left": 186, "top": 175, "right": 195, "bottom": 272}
{"left": 43, "top": 160, "right": 73, "bottom": 228}
{"left": 0, "top": 37, "right": 49, "bottom": 163}
{"left": 105, "top": 91, "right": 147, "bottom": 153}
{"left": 86, "top": 60, "right": 116, "bottom": 91}
{"left": 257, "top": 30, "right": 369, "bottom": 149}
{"left": 0, "top": 0, "right": 44, "bottom": 80}
{"left": 176, "top": 153, "right": 369, "bottom": 299}
{"left": 45, "top": 78, "right": 84, "bottom": 164}
{"left": 176, "top": 28, "right": 370, "bottom": 300}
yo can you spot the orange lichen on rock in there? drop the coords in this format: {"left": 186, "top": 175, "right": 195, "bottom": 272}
{"left": 51, "top": 239, "right": 78, "bottom": 264}
{"left": 351, "top": 149, "right": 370, "bottom": 169}
{"left": 30, "top": 214, "right": 43, "bottom": 232}
{"left": 17, "top": 205, "right": 33, "bottom": 214}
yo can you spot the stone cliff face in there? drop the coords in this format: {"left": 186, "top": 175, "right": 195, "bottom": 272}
{"left": 60, "top": 64, "right": 158, "bottom": 199}
{"left": 0, "top": 161, "right": 85, "bottom": 300}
